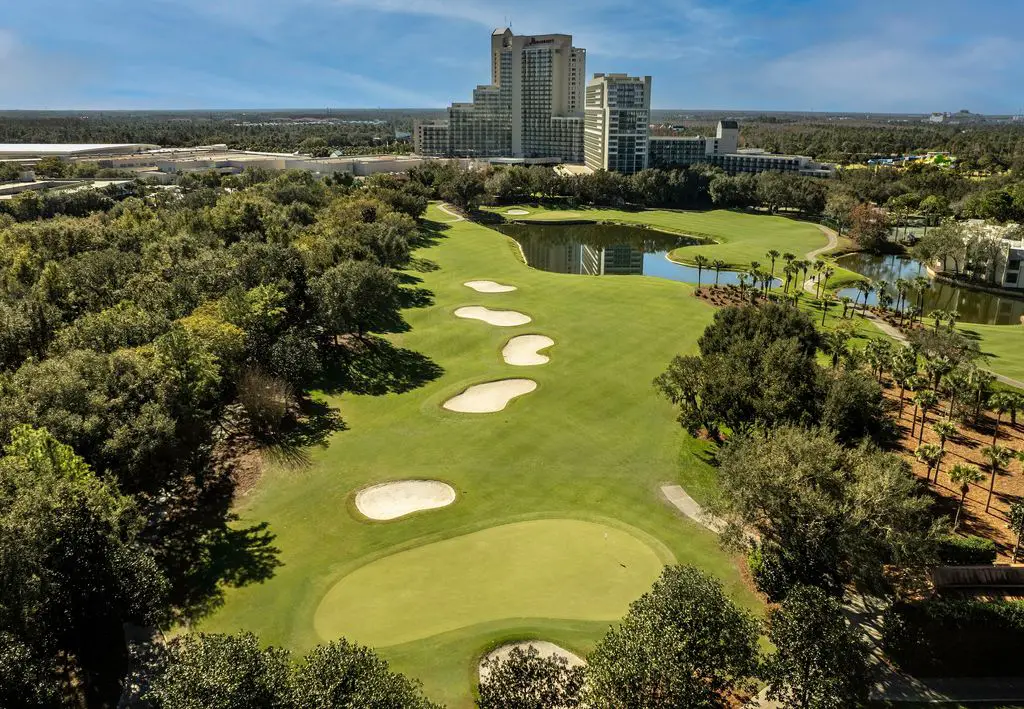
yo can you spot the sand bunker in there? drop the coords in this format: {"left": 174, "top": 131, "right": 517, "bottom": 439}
{"left": 479, "top": 642, "right": 586, "bottom": 682}
{"left": 503, "top": 335, "right": 555, "bottom": 366}
{"left": 455, "top": 306, "right": 531, "bottom": 327}
{"left": 355, "top": 480, "right": 456, "bottom": 521}
{"left": 443, "top": 379, "right": 537, "bottom": 413}
{"left": 505, "top": 209, "right": 530, "bottom": 216}
{"left": 464, "top": 280, "right": 518, "bottom": 293}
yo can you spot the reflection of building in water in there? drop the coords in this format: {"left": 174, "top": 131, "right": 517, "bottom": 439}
{"left": 522, "top": 241, "right": 584, "bottom": 274}
{"left": 581, "top": 244, "right": 644, "bottom": 275}
{"left": 520, "top": 239, "right": 645, "bottom": 275}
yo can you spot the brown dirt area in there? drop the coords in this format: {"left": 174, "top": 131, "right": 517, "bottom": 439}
{"left": 883, "top": 382, "right": 1024, "bottom": 561}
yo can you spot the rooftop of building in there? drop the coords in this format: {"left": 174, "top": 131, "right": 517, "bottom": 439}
{"left": 0, "top": 143, "right": 160, "bottom": 158}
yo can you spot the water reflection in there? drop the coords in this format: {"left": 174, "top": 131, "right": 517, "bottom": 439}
{"left": 494, "top": 222, "right": 773, "bottom": 287}
{"left": 837, "top": 252, "right": 1024, "bottom": 326}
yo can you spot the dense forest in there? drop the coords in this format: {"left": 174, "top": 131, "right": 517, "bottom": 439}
{"left": 0, "top": 110, "right": 434, "bottom": 154}
{"left": 0, "top": 168, "right": 435, "bottom": 705}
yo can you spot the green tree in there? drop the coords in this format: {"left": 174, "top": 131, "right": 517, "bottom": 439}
{"left": 145, "top": 632, "right": 292, "bottom": 709}
{"left": 477, "top": 645, "right": 584, "bottom": 709}
{"left": 948, "top": 464, "right": 984, "bottom": 530}
{"left": 0, "top": 426, "right": 166, "bottom": 705}
{"left": 294, "top": 639, "right": 440, "bottom": 709}
{"left": 715, "top": 426, "right": 936, "bottom": 597}
{"left": 889, "top": 347, "right": 918, "bottom": 417}
{"left": 913, "top": 389, "right": 939, "bottom": 446}
{"left": 585, "top": 566, "right": 759, "bottom": 709}
{"left": 931, "top": 419, "right": 957, "bottom": 476}
{"left": 762, "top": 585, "right": 873, "bottom": 709}
{"left": 311, "top": 260, "right": 399, "bottom": 338}
{"left": 766, "top": 249, "right": 781, "bottom": 276}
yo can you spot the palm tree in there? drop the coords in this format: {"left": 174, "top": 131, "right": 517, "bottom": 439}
{"left": 818, "top": 266, "right": 835, "bottom": 300}
{"left": 912, "top": 276, "right": 931, "bottom": 314}
{"left": 988, "top": 392, "right": 1016, "bottom": 445}
{"left": 766, "top": 249, "right": 780, "bottom": 277}
{"left": 969, "top": 368, "right": 996, "bottom": 424}
{"left": 798, "top": 260, "right": 811, "bottom": 290}
{"left": 915, "top": 443, "right": 944, "bottom": 484}
{"left": 946, "top": 309, "right": 960, "bottom": 331}
{"left": 890, "top": 348, "right": 919, "bottom": 417}
{"left": 839, "top": 295, "right": 853, "bottom": 319}
{"left": 711, "top": 259, "right": 727, "bottom": 287}
{"left": 948, "top": 464, "right": 984, "bottom": 530}
{"left": 932, "top": 419, "right": 957, "bottom": 476}
{"left": 941, "top": 366, "right": 972, "bottom": 418}
{"left": 914, "top": 389, "right": 939, "bottom": 446}
{"left": 894, "top": 277, "right": 910, "bottom": 314}
{"left": 823, "top": 328, "right": 851, "bottom": 369}
{"left": 737, "top": 272, "right": 749, "bottom": 295}
{"left": 924, "top": 355, "right": 953, "bottom": 391}
{"left": 820, "top": 294, "right": 831, "bottom": 326}
{"left": 981, "top": 444, "right": 1013, "bottom": 513}
{"left": 929, "top": 309, "right": 948, "bottom": 332}
{"left": 856, "top": 281, "right": 874, "bottom": 317}
{"left": 864, "top": 338, "right": 892, "bottom": 382}
{"left": 693, "top": 254, "right": 709, "bottom": 291}
{"left": 782, "top": 264, "right": 795, "bottom": 294}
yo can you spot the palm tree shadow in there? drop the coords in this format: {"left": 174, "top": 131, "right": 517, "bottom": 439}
{"left": 263, "top": 397, "right": 348, "bottom": 469}
{"left": 320, "top": 336, "right": 444, "bottom": 396}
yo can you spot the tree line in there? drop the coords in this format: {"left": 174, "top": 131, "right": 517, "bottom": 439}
{"left": 0, "top": 168, "right": 434, "bottom": 705}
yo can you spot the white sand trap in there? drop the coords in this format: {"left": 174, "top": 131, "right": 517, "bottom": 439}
{"left": 464, "top": 280, "right": 518, "bottom": 293}
{"left": 455, "top": 306, "right": 531, "bottom": 327}
{"left": 355, "top": 480, "right": 456, "bottom": 521}
{"left": 443, "top": 379, "right": 537, "bottom": 413}
{"left": 479, "top": 642, "right": 585, "bottom": 682}
{"left": 505, "top": 209, "right": 530, "bottom": 216}
{"left": 503, "top": 335, "right": 555, "bottom": 366}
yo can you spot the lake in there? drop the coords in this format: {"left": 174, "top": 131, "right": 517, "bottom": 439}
{"left": 494, "top": 222, "right": 776, "bottom": 287}
{"left": 836, "top": 252, "right": 1024, "bottom": 326}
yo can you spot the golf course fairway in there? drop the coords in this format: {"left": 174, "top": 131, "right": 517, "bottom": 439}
{"left": 314, "top": 519, "right": 670, "bottom": 647}
{"left": 200, "top": 203, "right": 760, "bottom": 707}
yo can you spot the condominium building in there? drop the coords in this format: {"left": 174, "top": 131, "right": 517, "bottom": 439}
{"left": 415, "top": 28, "right": 586, "bottom": 162}
{"left": 584, "top": 73, "right": 652, "bottom": 175}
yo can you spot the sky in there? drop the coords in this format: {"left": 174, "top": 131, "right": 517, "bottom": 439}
{"left": 1, "top": 0, "right": 1022, "bottom": 113}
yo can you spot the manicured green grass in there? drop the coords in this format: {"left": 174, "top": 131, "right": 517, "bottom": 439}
{"left": 200, "top": 203, "right": 757, "bottom": 707}
{"left": 957, "top": 322, "right": 1024, "bottom": 383}
{"left": 313, "top": 519, "right": 670, "bottom": 647}
{"left": 484, "top": 204, "right": 830, "bottom": 270}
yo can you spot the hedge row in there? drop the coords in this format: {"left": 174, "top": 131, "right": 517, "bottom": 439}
{"left": 936, "top": 534, "right": 998, "bottom": 566}
{"left": 882, "top": 599, "right": 1024, "bottom": 676}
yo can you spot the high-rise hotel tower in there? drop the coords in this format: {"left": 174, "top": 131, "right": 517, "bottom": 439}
{"left": 415, "top": 28, "right": 587, "bottom": 162}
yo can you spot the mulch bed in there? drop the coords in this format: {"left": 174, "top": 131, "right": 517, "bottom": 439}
{"left": 884, "top": 383, "right": 1024, "bottom": 561}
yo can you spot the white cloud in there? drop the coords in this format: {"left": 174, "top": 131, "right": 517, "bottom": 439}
{"left": 756, "top": 35, "right": 1023, "bottom": 110}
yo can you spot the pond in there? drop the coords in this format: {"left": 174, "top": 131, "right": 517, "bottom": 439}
{"left": 494, "top": 222, "right": 775, "bottom": 287}
{"left": 836, "top": 252, "right": 1024, "bottom": 326}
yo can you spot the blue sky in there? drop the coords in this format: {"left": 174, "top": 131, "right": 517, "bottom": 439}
{"left": 1, "top": 0, "right": 1022, "bottom": 112}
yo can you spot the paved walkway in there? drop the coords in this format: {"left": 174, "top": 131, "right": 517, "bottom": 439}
{"left": 807, "top": 223, "right": 840, "bottom": 261}
{"left": 660, "top": 484, "right": 726, "bottom": 534}
{"left": 437, "top": 203, "right": 465, "bottom": 222}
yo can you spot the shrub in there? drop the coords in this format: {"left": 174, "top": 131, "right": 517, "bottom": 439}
{"left": 882, "top": 599, "right": 1024, "bottom": 676}
{"left": 936, "top": 534, "right": 997, "bottom": 566}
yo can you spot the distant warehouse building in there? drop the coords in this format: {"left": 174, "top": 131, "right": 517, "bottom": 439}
{"left": 0, "top": 143, "right": 160, "bottom": 160}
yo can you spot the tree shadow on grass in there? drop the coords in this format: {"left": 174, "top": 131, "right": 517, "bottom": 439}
{"left": 176, "top": 517, "right": 285, "bottom": 622}
{"left": 263, "top": 397, "right": 348, "bottom": 469}
{"left": 320, "top": 336, "right": 444, "bottom": 396}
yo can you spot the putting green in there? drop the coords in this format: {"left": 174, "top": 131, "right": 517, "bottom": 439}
{"left": 313, "top": 519, "right": 670, "bottom": 648}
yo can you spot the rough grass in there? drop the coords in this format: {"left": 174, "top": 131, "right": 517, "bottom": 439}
{"left": 199, "top": 203, "right": 757, "bottom": 707}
